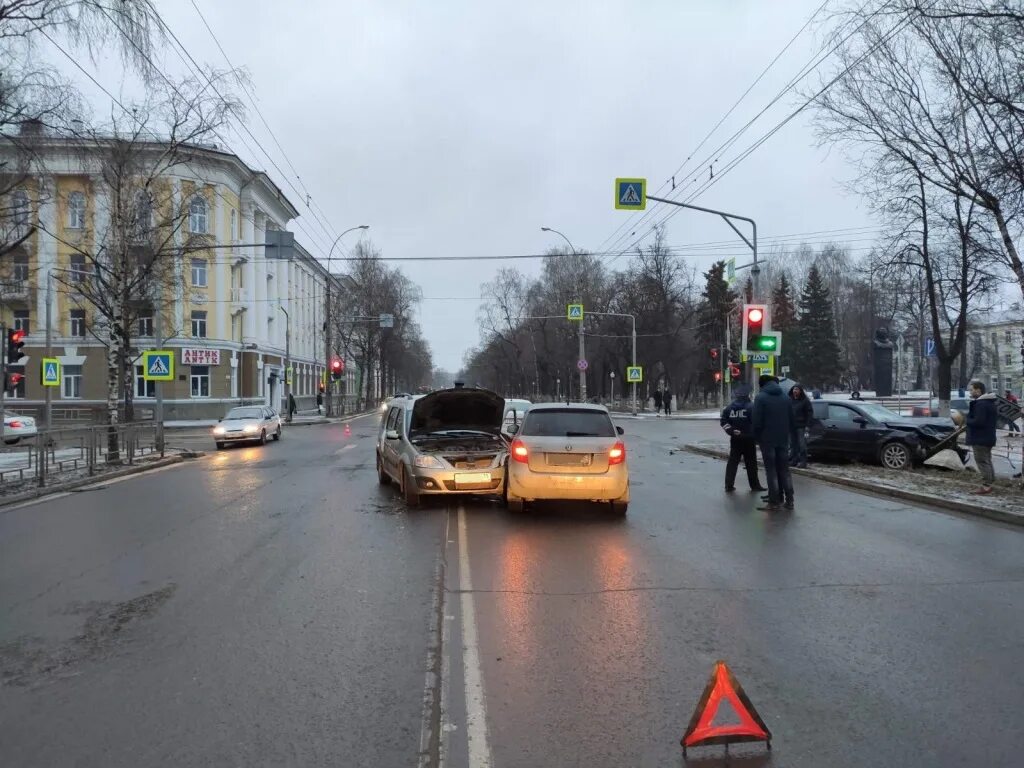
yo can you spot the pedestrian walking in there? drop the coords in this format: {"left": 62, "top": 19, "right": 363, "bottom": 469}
{"left": 788, "top": 384, "right": 813, "bottom": 467}
{"left": 1004, "top": 389, "right": 1018, "bottom": 405}
{"left": 663, "top": 387, "right": 673, "bottom": 416}
{"left": 752, "top": 374, "right": 795, "bottom": 510}
{"left": 965, "top": 380, "right": 997, "bottom": 495}
{"left": 653, "top": 388, "right": 663, "bottom": 417}
{"left": 288, "top": 392, "right": 297, "bottom": 420}
{"left": 316, "top": 389, "right": 324, "bottom": 416}
{"left": 720, "top": 385, "right": 767, "bottom": 493}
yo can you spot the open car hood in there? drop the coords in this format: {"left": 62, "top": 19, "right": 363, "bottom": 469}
{"left": 410, "top": 387, "right": 505, "bottom": 435}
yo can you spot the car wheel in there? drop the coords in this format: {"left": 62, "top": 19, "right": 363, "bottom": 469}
{"left": 402, "top": 466, "right": 420, "bottom": 507}
{"left": 215, "top": 441, "right": 225, "bottom": 450}
{"left": 273, "top": 427, "right": 281, "bottom": 441}
{"left": 259, "top": 429, "right": 267, "bottom": 445}
{"left": 880, "top": 441, "right": 911, "bottom": 470}
{"left": 611, "top": 501, "right": 628, "bottom": 516}
{"left": 377, "top": 454, "right": 390, "bottom": 486}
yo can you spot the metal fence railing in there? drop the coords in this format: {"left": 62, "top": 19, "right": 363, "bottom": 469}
{"left": 0, "top": 422, "right": 164, "bottom": 489}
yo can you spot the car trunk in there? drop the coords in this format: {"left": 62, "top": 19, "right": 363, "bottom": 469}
{"left": 524, "top": 436, "right": 616, "bottom": 475}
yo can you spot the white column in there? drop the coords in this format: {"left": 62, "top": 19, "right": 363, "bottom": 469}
{"left": 253, "top": 212, "right": 267, "bottom": 346}
{"left": 241, "top": 204, "right": 257, "bottom": 342}
{"left": 214, "top": 188, "right": 226, "bottom": 343}
{"left": 36, "top": 176, "right": 57, "bottom": 326}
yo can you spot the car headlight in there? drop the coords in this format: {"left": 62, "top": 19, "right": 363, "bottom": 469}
{"left": 243, "top": 424, "right": 259, "bottom": 434}
{"left": 414, "top": 455, "right": 443, "bottom": 468}
{"left": 381, "top": 402, "right": 389, "bottom": 412}
{"left": 213, "top": 426, "right": 225, "bottom": 436}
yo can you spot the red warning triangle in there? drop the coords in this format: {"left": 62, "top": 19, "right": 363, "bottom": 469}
{"left": 681, "top": 661, "right": 771, "bottom": 753}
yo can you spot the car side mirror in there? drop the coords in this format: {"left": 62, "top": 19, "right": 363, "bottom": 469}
{"left": 507, "top": 424, "right": 519, "bottom": 435}
{"left": 386, "top": 429, "right": 400, "bottom": 440}
{"left": 616, "top": 425, "right": 625, "bottom": 435}
{"left": 853, "top": 416, "right": 868, "bottom": 426}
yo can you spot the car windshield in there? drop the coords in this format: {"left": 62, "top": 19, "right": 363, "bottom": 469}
{"left": 521, "top": 409, "right": 615, "bottom": 437}
{"left": 224, "top": 408, "right": 263, "bottom": 420}
{"left": 856, "top": 403, "right": 902, "bottom": 421}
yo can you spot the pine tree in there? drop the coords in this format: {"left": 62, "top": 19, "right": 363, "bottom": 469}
{"left": 697, "top": 261, "right": 737, "bottom": 389}
{"left": 793, "top": 264, "right": 842, "bottom": 388}
{"left": 770, "top": 273, "right": 798, "bottom": 372}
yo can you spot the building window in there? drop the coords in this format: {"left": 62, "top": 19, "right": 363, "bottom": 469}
{"left": 13, "top": 309, "right": 29, "bottom": 333}
{"left": 69, "top": 308, "right": 86, "bottom": 337}
{"left": 191, "top": 258, "right": 207, "bottom": 287}
{"left": 62, "top": 364, "right": 83, "bottom": 399}
{"left": 134, "top": 364, "right": 155, "bottom": 398}
{"left": 1005, "top": 330, "right": 1014, "bottom": 344}
{"left": 1006, "top": 352, "right": 1013, "bottom": 366}
{"left": 191, "top": 310, "right": 207, "bottom": 338}
{"left": 138, "top": 315, "right": 153, "bottom": 337}
{"left": 67, "top": 191, "right": 85, "bottom": 229}
{"left": 188, "top": 195, "right": 208, "bottom": 234}
{"left": 69, "top": 253, "right": 88, "bottom": 283}
{"left": 1006, "top": 377, "right": 1015, "bottom": 395}
{"left": 190, "top": 366, "right": 210, "bottom": 398}
{"left": 12, "top": 189, "right": 29, "bottom": 230}
{"left": 134, "top": 191, "right": 152, "bottom": 238}
{"left": 13, "top": 252, "right": 29, "bottom": 282}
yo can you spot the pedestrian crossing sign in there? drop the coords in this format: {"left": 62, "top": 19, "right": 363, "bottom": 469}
{"left": 615, "top": 178, "right": 646, "bottom": 210}
{"left": 41, "top": 357, "right": 60, "bottom": 387}
{"left": 626, "top": 366, "right": 643, "bottom": 383}
{"left": 142, "top": 350, "right": 174, "bottom": 381}
{"left": 567, "top": 303, "right": 584, "bottom": 321}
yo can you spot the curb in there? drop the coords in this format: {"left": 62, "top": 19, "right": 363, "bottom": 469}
{"left": 681, "top": 444, "right": 1024, "bottom": 528}
{"left": 0, "top": 454, "right": 189, "bottom": 510}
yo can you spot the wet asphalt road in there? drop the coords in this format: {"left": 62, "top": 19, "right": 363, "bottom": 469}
{"left": 1, "top": 414, "right": 1022, "bottom": 768}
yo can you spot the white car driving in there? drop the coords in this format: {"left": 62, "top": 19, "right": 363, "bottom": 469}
{"left": 212, "top": 406, "right": 283, "bottom": 448}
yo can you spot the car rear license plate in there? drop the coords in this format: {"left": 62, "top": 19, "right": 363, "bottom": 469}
{"left": 546, "top": 453, "right": 591, "bottom": 466}
{"left": 455, "top": 472, "right": 491, "bottom": 486}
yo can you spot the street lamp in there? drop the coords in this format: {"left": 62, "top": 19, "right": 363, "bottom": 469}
{"left": 541, "top": 226, "right": 586, "bottom": 401}
{"left": 324, "top": 225, "right": 369, "bottom": 416}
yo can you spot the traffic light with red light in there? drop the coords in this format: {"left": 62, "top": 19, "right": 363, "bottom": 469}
{"left": 713, "top": 371, "right": 722, "bottom": 383}
{"left": 6, "top": 328, "right": 25, "bottom": 365}
{"left": 710, "top": 347, "right": 719, "bottom": 362}
{"left": 729, "top": 363, "right": 741, "bottom": 380}
{"left": 742, "top": 304, "right": 767, "bottom": 352}
{"left": 5, "top": 372, "right": 23, "bottom": 391}
{"left": 330, "top": 357, "right": 344, "bottom": 381}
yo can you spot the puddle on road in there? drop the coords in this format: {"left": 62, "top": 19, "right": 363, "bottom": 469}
{"left": 1, "top": 584, "right": 177, "bottom": 688}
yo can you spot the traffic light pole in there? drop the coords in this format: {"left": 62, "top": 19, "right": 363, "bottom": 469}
{"left": 44, "top": 271, "right": 52, "bottom": 429}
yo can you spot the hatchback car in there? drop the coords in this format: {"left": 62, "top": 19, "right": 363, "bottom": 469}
{"left": 808, "top": 401, "right": 960, "bottom": 469}
{"left": 377, "top": 386, "right": 509, "bottom": 506}
{"left": 3, "top": 414, "right": 38, "bottom": 445}
{"left": 212, "top": 406, "right": 283, "bottom": 448}
{"left": 505, "top": 403, "right": 629, "bottom": 514}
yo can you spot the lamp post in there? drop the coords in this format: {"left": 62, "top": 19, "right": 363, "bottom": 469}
{"left": 323, "top": 225, "right": 369, "bottom": 416}
{"left": 541, "top": 226, "right": 586, "bottom": 401}
{"left": 278, "top": 305, "right": 291, "bottom": 422}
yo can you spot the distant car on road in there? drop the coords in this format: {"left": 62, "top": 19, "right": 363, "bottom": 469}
{"left": 3, "top": 414, "right": 37, "bottom": 445}
{"left": 377, "top": 386, "right": 509, "bottom": 506}
{"left": 212, "top": 406, "right": 282, "bottom": 449}
{"left": 808, "top": 400, "right": 961, "bottom": 470}
{"left": 505, "top": 403, "right": 629, "bottom": 515}
{"left": 911, "top": 397, "right": 1019, "bottom": 431}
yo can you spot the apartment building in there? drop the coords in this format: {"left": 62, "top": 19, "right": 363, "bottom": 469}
{"left": 0, "top": 128, "right": 341, "bottom": 419}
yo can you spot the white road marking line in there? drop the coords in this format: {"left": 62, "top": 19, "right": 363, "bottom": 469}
{"left": 458, "top": 504, "right": 493, "bottom": 767}
{"left": 334, "top": 444, "right": 356, "bottom": 455}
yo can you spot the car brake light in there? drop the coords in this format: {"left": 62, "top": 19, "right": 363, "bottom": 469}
{"left": 510, "top": 439, "right": 529, "bottom": 463}
{"left": 9, "top": 421, "right": 22, "bottom": 429}
{"left": 608, "top": 441, "right": 626, "bottom": 465}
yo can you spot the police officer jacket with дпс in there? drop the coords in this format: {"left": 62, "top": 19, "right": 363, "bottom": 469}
{"left": 720, "top": 396, "right": 754, "bottom": 438}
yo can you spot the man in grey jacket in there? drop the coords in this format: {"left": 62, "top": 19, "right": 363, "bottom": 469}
{"left": 752, "top": 375, "right": 796, "bottom": 510}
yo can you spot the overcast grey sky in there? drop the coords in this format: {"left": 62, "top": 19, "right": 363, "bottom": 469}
{"left": 68, "top": 0, "right": 877, "bottom": 371}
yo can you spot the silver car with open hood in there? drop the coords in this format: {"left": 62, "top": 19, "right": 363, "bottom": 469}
{"left": 376, "top": 385, "right": 508, "bottom": 506}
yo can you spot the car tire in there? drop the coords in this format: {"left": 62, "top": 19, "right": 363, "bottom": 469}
{"left": 611, "top": 501, "right": 628, "bottom": 516}
{"left": 402, "top": 466, "right": 420, "bottom": 507}
{"left": 377, "top": 454, "right": 390, "bottom": 486}
{"left": 273, "top": 427, "right": 281, "bottom": 441}
{"left": 880, "top": 441, "right": 911, "bottom": 470}
{"left": 215, "top": 442, "right": 225, "bottom": 450}
{"left": 259, "top": 430, "right": 267, "bottom": 445}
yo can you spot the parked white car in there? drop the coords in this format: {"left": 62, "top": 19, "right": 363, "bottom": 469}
{"left": 4, "top": 414, "right": 38, "bottom": 445}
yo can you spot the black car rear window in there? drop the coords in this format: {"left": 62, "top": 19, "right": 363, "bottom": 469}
{"left": 521, "top": 409, "right": 615, "bottom": 437}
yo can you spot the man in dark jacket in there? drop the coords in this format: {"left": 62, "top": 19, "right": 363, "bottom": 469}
{"left": 788, "top": 385, "right": 814, "bottom": 467}
{"left": 965, "top": 380, "right": 997, "bottom": 494}
{"left": 720, "top": 386, "right": 766, "bottom": 493}
{"left": 653, "top": 388, "right": 663, "bottom": 416}
{"left": 752, "top": 375, "right": 795, "bottom": 510}
{"left": 663, "top": 387, "right": 673, "bottom": 416}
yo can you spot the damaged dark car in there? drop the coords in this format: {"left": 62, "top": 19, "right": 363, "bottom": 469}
{"left": 376, "top": 385, "right": 509, "bottom": 506}
{"left": 808, "top": 400, "right": 964, "bottom": 470}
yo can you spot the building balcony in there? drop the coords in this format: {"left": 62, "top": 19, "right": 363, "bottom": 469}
{"left": 1, "top": 279, "right": 31, "bottom": 300}
{"left": 230, "top": 286, "right": 250, "bottom": 314}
